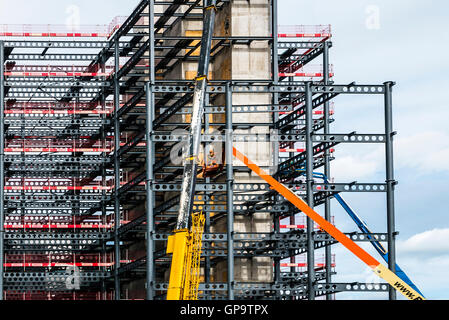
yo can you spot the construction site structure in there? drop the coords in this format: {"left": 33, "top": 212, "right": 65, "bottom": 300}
{"left": 0, "top": 0, "right": 416, "bottom": 300}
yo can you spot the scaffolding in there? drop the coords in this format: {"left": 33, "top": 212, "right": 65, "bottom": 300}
{"left": 0, "top": 0, "right": 400, "bottom": 300}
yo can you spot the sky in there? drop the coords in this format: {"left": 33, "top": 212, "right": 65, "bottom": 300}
{"left": 0, "top": 0, "right": 448, "bottom": 300}
{"left": 279, "top": 0, "right": 449, "bottom": 299}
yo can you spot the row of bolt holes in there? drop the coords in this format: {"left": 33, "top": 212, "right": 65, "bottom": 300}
{"left": 181, "top": 106, "right": 280, "bottom": 113}
{"left": 7, "top": 113, "right": 102, "bottom": 118}
{"left": 343, "top": 284, "right": 387, "bottom": 291}
{"left": 273, "top": 86, "right": 385, "bottom": 93}
{"left": 7, "top": 191, "right": 104, "bottom": 194}
{"left": 7, "top": 216, "right": 71, "bottom": 221}
{"left": 11, "top": 93, "right": 96, "bottom": 97}
{"left": 6, "top": 272, "right": 99, "bottom": 277}
{"left": 146, "top": 85, "right": 371, "bottom": 94}
{"left": 313, "top": 135, "right": 384, "bottom": 142}
{"left": 10, "top": 212, "right": 72, "bottom": 215}
{"left": 6, "top": 234, "right": 99, "bottom": 239}
{"left": 20, "top": 240, "right": 92, "bottom": 245}
{"left": 8, "top": 81, "right": 101, "bottom": 86}
{"left": 191, "top": 205, "right": 280, "bottom": 211}
{"left": 153, "top": 136, "right": 275, "bottom": 141}
{"left": 11, "top": 166, "right": 98, "bottom": 170}
{"left": 351, "top": 234, "right": 387, "bottom": 241}
{"left": 8, "top": 182, "right": 96, "bottom": 186}
{"left": 279, "top": 42, "right": 315, "bottom": 48}
{"left": 11, "top": 54, "right": 95, "bottom": 59}
{"left": 153, "top": 86, "right": 224, "bottom": 92}
{"left": 5, "top": 157, "right": 103, "bottom": 160}
{"left": 8, "top": 131, "right": 98, "bottom": 135}
{"left": 6, "top": 196, "right": 104, "bottom": 199}
{"left": 151, "top": 285, "right": 383, "bottom": 293}
{"left": 6, "top": 277, "right": 98, "bottom": 283}
{"left": 154, "top": 284, "right": 226, "bottom": 290}
{"left": 7, "top": 120, "right": 102, "bottom": 123}
{"left": 12, "top": 67, "right": 98, "bottom": 71}
{"left": 343, "top": 185, "right": 385, "bottom": 191}
{"left": 152, "top": 135, "right": 372, "bottom": 142}
{"left": 10, "top": 42, "right": 109, "bottom": 47}
{"left": 11, "top": 88, "right": 99, "bottom": 93}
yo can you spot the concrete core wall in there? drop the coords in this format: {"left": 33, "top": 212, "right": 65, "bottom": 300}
{"left": 124, "top": 0, "right": 274, "bottom": 298}
{"left": 212, "top": 0, "right": 273, "bottom": 283}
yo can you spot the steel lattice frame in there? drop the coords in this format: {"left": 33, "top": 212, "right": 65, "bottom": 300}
{"left": 0, "top": 0, "right": 397, "bottom": 300}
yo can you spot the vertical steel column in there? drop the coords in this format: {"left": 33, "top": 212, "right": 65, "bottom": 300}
{"left": 288, "top": 74, "right": 296, "bottom": 296}
{"left": 203, "top": 0, "right": 211, "bottom": 284}
{"left": 0, "top": 41, "right": 5, "bottom": 300}
{"left": 384, "top": 81, "right": 397, "bottom": 300}
{"left": 271, "top": 0, "right": 281, "bottom": 284}
{"left": 225, "top": 82, "right": 234, "bottom": 299}
{"left": 145, "top": 82, "right": 155, "bottom": 300}
{"left": 323, "top": 41, "right": 333, "bottom": 300}
{"left": 100, "top": 55, "right": 107, "bottom": 298}
{"left": 305, "top": 82, "right": 315, "bottom": 300}
{"left": 146, "top": 0, "right": 156, "bottom": 300}
{"left": 113, "top": 39, "right": 121, "bottom": 300}
{"left": 204, "top": 93, "right": 211, "bottom": 284}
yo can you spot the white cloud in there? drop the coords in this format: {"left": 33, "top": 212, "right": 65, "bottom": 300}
{"left": 332, "top": 153, "right": 380, "bottom": 181}
{"left": 394, "top": 131, "right": 449, "bottom": 175}
{"left": 394, "top": 229, "right": 449, "bottom": 299}
{"left": 331, "top": 130, "right": 449, "bottom": 182}
{"left": 398, "top": 228, "right": 449, "bottom": 255}
{"left": 330, "top": 229, "right": 449, "bottom": 299}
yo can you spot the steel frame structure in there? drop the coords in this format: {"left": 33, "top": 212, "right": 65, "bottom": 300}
{"left": 0, "top": 0, "right": 397, "bottom": 300}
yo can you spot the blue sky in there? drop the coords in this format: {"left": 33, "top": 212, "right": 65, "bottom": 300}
{"left": 0, "top": 0, "right": 448, "bottom": 299}
{"left": 279, "top": 0, "right": 449, "bottom": 299}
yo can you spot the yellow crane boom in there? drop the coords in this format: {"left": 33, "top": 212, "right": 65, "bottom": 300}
{"left": 166, "top": 212, "right": 205, "bottom": 300}
{"left": 166, "top": 0, "right": 217, "bottom": 301}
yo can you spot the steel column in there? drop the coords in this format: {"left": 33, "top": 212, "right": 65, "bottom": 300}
{"left": 100, "top": 54, "right": 107, "bottom": 299}
{"left": 305, "top": 81, "right": 315, "bottom": 300}
{"left": 384, "top": 81, "right": 397, "bottom": 300}
{"left": 204, "top": 92, "right": 211, "bottom": 284}
{"left": 145, "top": 0, "right": 156, "bottom": 300}
{"left": 226, "top": 82, "right": 234, "bottom": 300}
{"left": 113, "top": 39, "right": 121, "bottom": 300}
{"left": 145, "top": 82, "right": 155, "bottom": 300}
{"left": 323, "top": 41, "right": 333, "bottom": 300}
{"left": 0, "top": 41, "right": 5, "bottom": 300}
{"left": 271, "top": 0, "right": 281, "bottom": 284}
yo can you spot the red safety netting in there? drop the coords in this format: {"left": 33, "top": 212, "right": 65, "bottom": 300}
{"left": 279, "top": 102, "right": 335, "bottom": 116}
{"left": 278, "top": 25, "right": 332, "bottom": 38}
{"left": 0, "top": 16, "right": 128, "bottom": 39}
{"left": 279, "top": 216, "right": 335, "bottom": 230}
{"left": 280, "top": 255, "right": 336, "bottom": 269}
{"left": 279, "top": 64, "right": 334, "bottom": 78}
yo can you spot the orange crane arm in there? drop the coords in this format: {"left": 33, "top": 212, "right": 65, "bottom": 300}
{"left": 232, "top": 147, "right": 425, "bottom": 301}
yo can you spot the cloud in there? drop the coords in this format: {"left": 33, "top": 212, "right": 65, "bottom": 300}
{"left": 330, "top": 229, "right": 449, "bottom": 299}
{"left": 394, "top": 131, "right": 449, "bottom": 175}
{"left": 331, "top": 153, "right": 381, "bottom": 181}
{"left": 331, "top": 130, "right": 449, "bottom": 183}
{"left": 398, "top": 228, "right": 449, "bottom": 256}
{"left": 393, "top": 229, "right": 449, "bottom": 299}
